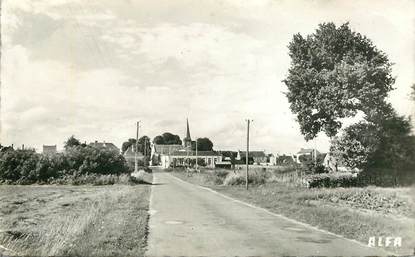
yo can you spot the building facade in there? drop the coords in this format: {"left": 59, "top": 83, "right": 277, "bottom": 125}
{"left": 236, "top": 150, "right": 267, "bottom": 164}
{"left": 124, "top": 144, "right": 145, "bottom": 167}
{"left": 151, "top": 119, "right": 222, "bottom": 168}
{"left": 294, "top": 148, "right": 320, "bottom": 163}
{"left": 42, "top": 145, "right": 57, "bottom": 155}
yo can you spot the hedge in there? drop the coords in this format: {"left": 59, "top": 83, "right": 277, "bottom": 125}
{"left": 0, "top": 146, "right": 130, "bottom": 184}
{"left": 304, "top": 173, "right": 358, "bottom": 188}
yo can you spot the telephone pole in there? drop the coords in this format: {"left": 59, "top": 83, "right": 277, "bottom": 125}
{"left": 135, "top": 121, "right": 140, "bottom": 172}
{"left": 245, "top": 119, "right": 252, "bottom": 190}
{"left": 195, "top": 138, "right": 198, "bottom": 172}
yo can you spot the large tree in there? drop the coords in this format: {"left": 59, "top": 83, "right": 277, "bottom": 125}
{"left": 64, "top": 135, "right": 81, "bottom": 150}
{"left": 138, "top": 136, "right": 151, "bottom": 156}
{"left": 192, "top": 137, "right": 214, "bottom": 151}
{"left": 121, "top": 136, "right": 151, "bottom": 155}
{"left": 153, "top": 132, "right": 182, "bottom": 145}
{"left": 121, "top": 138, "right": 136, "bottom": 154}
{"left": 284, "top": 22, "right": 394, "bottom": 140}
{"left": 331, "top": 107, "right": 415, "bottom": 172}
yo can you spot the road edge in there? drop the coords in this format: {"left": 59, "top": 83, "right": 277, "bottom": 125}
{"left": 168, "top": 173, "right": 398, "bottom": 256}
{"left": 145, "top": 172, "right": 158, "bottom": 257}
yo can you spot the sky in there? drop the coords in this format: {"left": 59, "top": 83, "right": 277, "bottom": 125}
{"left": 1, "top": 0, "right": 414, "bottom": 154}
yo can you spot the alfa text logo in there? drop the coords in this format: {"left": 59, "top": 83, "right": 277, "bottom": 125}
{"left": 368, "top": 236, "right": 402, "bottom": 248}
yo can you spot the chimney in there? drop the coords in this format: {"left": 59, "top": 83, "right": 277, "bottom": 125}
{"left": 22, "top": 144, "right": 25, "bottom": 150}
{"left": 11, "top": 144, "right": 14, "bottom": 149}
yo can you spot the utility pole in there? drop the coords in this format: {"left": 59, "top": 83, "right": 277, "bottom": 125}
{"left": 245, "top": 119, "right": 252, "bottom": 190}
{"left": 195, "top": 138, "right": 198, "bottom": 172}
{"left": 135, "top": 121, "right": 140, "bottom": 172}
{"left": 144, "top": 138, "right": 147, "bottom": 167}
{"left": 186, "top": 143, "right": 189, "bottom": 175}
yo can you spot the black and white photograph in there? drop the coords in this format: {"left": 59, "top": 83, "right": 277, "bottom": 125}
{"left": 0, "top": 0, "right": 414, "bottom": 256}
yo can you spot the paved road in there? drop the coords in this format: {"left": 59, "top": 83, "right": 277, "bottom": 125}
{"left": 146, "top": 172, "right": 390, "bottom": 256}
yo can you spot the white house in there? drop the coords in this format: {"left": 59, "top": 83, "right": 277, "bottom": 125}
{"left": 151, "top": 119, "right": 222, "bottom": 168}
{"left": 294, "top": 148, "right": 320, "bottom": 163}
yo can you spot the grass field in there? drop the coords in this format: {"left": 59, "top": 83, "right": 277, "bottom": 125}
{"left": 0, "top": 173, "right": 152, "bottom": 256}
{"left": 172, "top": 170, "right": 415, "bottom": 255}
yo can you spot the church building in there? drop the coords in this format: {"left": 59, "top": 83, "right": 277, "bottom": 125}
{"left": 151, "top": 118, "right": 221, "bottom": 168}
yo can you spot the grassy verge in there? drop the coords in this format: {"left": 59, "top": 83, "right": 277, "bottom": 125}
{"left": 171, "top": 170, "right": 415, "bottom": 255}
{"left": 0, "top": 173, "right": 153, "bottom": 256}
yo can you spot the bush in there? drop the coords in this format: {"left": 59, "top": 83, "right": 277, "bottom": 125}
{"left": 0, "top": 149, "right": 39, "bottom": 184}
{"left": 205, "top": 170, "right": 228, "bottom": 185}
{"left": 304, "top": 173, "right": 357, "bottom": 188}
{"left": 300, "top": 157, "right": 328, "bottom": 174}
{"left": 214, "top": 169, "right": 229, "bottom": 178}
{"left": 50, "top": 173, "right": 133, "bottom": 185}
{"left": 269, "top": 165, "right": 299, "bottom": 174}
{"left": 356, "top": 168, "right": 415, "bottom": 187}
{"left": 66, "top": 146, "right": 129, "bottom": 175}
{"left": 223, "top": 171, "right": 267, "bottom": 186}
{"left": 0, "top": 146, "right": 130, "bottom": 184}
{"left": 223, "top": 172, "right": 246, "bottom": 186}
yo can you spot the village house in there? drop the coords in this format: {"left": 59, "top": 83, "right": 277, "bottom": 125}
{"left": 323, "top": 153, "right": 354, "bottom": 172}
{"left": 236, "top": 150, "right": 267, "bottom": 165}
{"left": 164, "top": 150, "right": 222, "bottom": 169}
{"left": 42, "top": 145, "right": 57, "bottom": 155}
{"left": 151, "top": 144, "right": 184, "bottom": 166}
{"left": 276, "top": 154, "right": 296, "bottom": 165}
{"left": 89, "top": 141, "right": 120, "bottom": 154}
{"left": 294, "top": 148, "right": 320, "bottom": 163}
{"left": 268, "top": 153, "right": 277, "bottom": 166}
{"left": 124, "top": 144, "right": 145, "bottom": 167}
{"left": 151, "top": 119, "right": 222, "bottom": 168}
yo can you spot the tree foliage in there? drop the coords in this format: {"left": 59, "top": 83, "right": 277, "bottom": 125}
{"left": 153, "top": 132, "right": 182, "bottom": 145}
{"left": 0, "top": 145, "right": 129, "bottom": 184}
{"left": 138, "top": 136, "right": 151, "bottom": 156}
{"left": 121, "top": 136, "right": 151, "bottom": 155}
{"left": 192, "top": 137, "right": 214, "bottom": 151}
{"left": 284, "top": 22, "right": 394, "bottom": 140}
{"left": 121, "top": 138, "right": 136, "bottom": 154}
{"left": 64, "top": 135, "right": 81, "bottom": 149}
{"left": 330, "top": 109, "right": 415, "bottom": 171}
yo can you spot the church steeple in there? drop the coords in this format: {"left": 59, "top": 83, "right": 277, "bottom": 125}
{"left": 184, "top": 118, "right": 192, "bottom": 148}
{"left": 186, "top": 118, "right": 191, "bottom": 140}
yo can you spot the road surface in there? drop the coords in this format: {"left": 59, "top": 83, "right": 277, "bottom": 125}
{"left": 146, "top": 172, "right": 390, "bottom": 256}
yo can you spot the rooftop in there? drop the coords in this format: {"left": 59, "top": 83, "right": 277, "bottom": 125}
{"left": 153, "top": 144, "right": 184, "bottom": 155}
{"left": 170, "top": 150, "right": 221, "bottom": 157}
{"left": 297, "top": 148, "right": 320, "bottom": 155}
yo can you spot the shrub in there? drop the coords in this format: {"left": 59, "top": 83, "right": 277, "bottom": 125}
{"left": 356, "top": 168, "right": 415, "bottom": 187}
{"left": 49, "top": 173, "right": 134, "bottom": 185}
{"left": 0, "top": 149, "right": 39, "bottom": 184}
{"left": 214, "top": 169, "right": 229, "bottom": 178}
{"left": 67, "top": 146, "right": 129, "bottom": 175}
{"left": 206, "top": 170, "right": 227, "bottom": 185}
{"left": 0, "top": 146, "right": 130, "bottom": 184}
{"left": 305, "top": 173, "right": 357, "bottom": 188}
{"left": 223, "top": 172, "right": 246, "bottom": 186}
{"left": 223, "top": 171, "right": 267, "bottom": 186}
{"left": 300, "top": 156, "right": 328, "bottom": 174}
